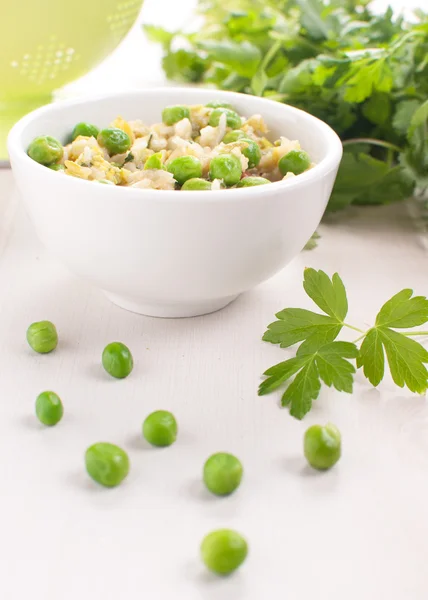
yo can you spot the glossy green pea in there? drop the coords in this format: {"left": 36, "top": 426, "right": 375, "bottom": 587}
{"left": 85, "top": 442, "right": 130, "bottom": 487}
{"left": 278, "top": 149, "right": 311, "bottom": 176}
{"left": 143, "top": 410, "right": 178, "bottom": 447}
{"left": 236, "top": 176, "right": 270, "bottom": 187}
{"left": 209, "top": 154, "right": 242, "bottom": 186}
{"left": 26, "top": 320, "right": 58, "bottom": 354}
{"left": 35, "top": 391, "right": 63, "bottom": 426}
{"left": 222, "top": 129, "right": 246, "bottom": 144}
{"left": 209, "top": 108, "right": 242, "bottom": 129}
{"left": 203, "top": 452, "right": 243, "bottom": 496}
{"left": 304, "top": 423, "right": 341, "bottom": 470}
{"left": 201, "top": 530, "right": 248, "bottom": 575}
{"left": 28, "top": 136, "right": 63, "bottom": 166}
{"left": 162, "top": 105, "right": 190, "bottom": 126}
{"left": 240, "top": 138, "right": 261, "bottom": 168}
{"left": 102, "top": 342, "right": 133, "bottom": 379}
{"left": 48, "top": 163, "right": 64, "bottom": 172}
{"left": 181, "top": 178, "right": 212, "bottom": 191}
{"left": 144, "top": 152, "right": 165, "bottom": 170}
{"left": 167, "top": 155, "right": 203, "bottom": 185}
{"left": 97, "top": 128, "right": 131, "bottom": 155}
{"left": 71, "top": 122, "right": 99, "bottom": 141}
{"left": 206, "top": 101, "right": 233, "bottom": 110}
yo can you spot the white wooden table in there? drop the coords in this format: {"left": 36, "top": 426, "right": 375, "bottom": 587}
{"left": 1, "top": 1, "right": 428, "bottom": 598}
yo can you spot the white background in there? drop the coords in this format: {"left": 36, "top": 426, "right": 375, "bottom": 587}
{"left": 1, "top": 1, "right": 428, "bottom": 598}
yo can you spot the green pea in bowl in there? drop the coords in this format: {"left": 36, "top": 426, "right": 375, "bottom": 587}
{"left": 7, "top": 88, "right": 342, "bottom": 317}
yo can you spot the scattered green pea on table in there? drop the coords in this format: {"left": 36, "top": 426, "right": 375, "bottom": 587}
{"left": 35, "top": 391, "right": 63, "bottom": 426}
{"left": 201, "top": 529, "right": 248, "bottom": 575}
{"left": 102, "top": 342, "right": 133, "bottom": 379}
{"left": 143, "top": 410, "right": 178, "bottom": 447}
{"left": 203, "top": 452, "right": 243, "bottom": 496}
{"left": 85, "top": 442, "right": 130, "bottom": 487}
{"left": 27, "top": 135, "right": 63, "bottom": 166}
{"left": 304, "top": 423, "right": 341, "bottom": 470}
{"left": 26, "top": 320, "right": 58, "bottom": 354}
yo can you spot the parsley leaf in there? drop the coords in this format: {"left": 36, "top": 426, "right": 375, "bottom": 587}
{"left": 263, "top": 309, "right": 342, "bottom": 349}
{"left": 303, "top": 231, "right": 321, "bottom": 251}
{"left": 303, "top": 268, "right": 347, "bottom": 321}
{"left": 259, "top": 340, "right": 358, "bottom": 419}
{"left": 356, "top": 328, "right": 385, "bottom": 387}
{"left": 260, "top": 270, "right": 428, "bottom": 419}
{"left": 313, "top": 341, "right": 358, "bottom": 392}
{"left": 375, "top": 289, "right": 428, "bottom": 328}
{"left": 263, "top": 270, "right": 347, "bottom": 348}
{"left": 282, "top": 360, "right": 320, "bottom": 419}
{"left": 357, "top": 289, "right": 428, "bottom": 392}
{"left": 393, "top": 100, "right": 422, "bottom": 136}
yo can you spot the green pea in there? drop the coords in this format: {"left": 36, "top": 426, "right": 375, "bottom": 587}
{"left": 97, "top": 128, "right": 131, "bottom": 155}
{"left": 206, "top": 101, "right": 233, "bottom": 110}
{"left": 278, "top": 149, "right": 311, "bottom": 176}
{"left": 181, "top": 178, "right": 212, "bottom": 191}
{"left": 167, "top": 155, "right": 202, "bottom": 186}
{"left": 28, "top": 135, "right": 63, "bottom": 166}
{"left": 35, "top": 391, "right": 63, "bottom": 426}
{"left": 209, "top": 154, "right": 242, "bottom": 186}
{"left": 144, "top": 152, "right": 165, "bottom": 170}
{"left": 201, "top": 530, "right": 248, "bottom": 575}
{"left": 102, "top": 342, "right": 133, "bottom": 379}
{"left": 85, "top": 442, "right": 130, "bottom": 488}
{"left": 304, "top": 423, "right": 341, "bottom": 470}
{"left": 240, "top": 138, "right": 261, "bottom": 168}
{"left": 203, "top": 452, "right": 243, "bottom": 496}
{"left": 143, "top": 410, "right": 178, "bottom": 447}
{"left": 26, "top": 320, "right": 58, "bottom": 354}
{"left": 209, "top": 108, "right": 242, "bottom": 129}
{"left": 71, "top": 122, "right": 99, "bottom": 141}
{"left": 162, "top": 105, "right": 190, "bottom": 126}
{"left": 48, "top": 163, "right": 64, "bottom": 171}
{"left": 236, "top": 176, "right": 270, "bottom": 187}
{"left": 222, "top": 130, "right": 246, "bottom": 144}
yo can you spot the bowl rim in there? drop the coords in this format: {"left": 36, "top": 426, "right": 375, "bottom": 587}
{"left": 8, "top": 87, "right": 343, "bottom": 202}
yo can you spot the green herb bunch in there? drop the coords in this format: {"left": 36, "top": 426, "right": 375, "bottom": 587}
{"left": 259, "top": 268, "right": 428, "bottom": 419}
{"left": 145, "top": 0, "right": 428, "bottom": 211}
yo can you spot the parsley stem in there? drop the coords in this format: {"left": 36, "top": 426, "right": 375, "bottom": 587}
{"left": 342, "top": 138, "right": 403, "bottom": 154}
{"left": 343, "top": 323, "right": 365, "bottom": 334}
{"left": 402, "top": 331, "right": 428, "bottom": 337}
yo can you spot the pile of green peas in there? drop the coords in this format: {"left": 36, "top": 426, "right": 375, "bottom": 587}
{"left": 27, "top": 102, "right": 312, "bottom": 190}
{"left": 25, "top": 317, "right": 340, "bottom": 576}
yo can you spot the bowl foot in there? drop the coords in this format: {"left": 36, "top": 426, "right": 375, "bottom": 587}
{"left": 103, "top": 292, "right": 240, "bottom": 318}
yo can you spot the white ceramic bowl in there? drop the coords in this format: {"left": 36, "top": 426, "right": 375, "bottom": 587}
{"left": 8, "top": 88, "right": 342, "bottom": 317}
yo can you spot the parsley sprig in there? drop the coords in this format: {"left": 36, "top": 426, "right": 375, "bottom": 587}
{"left": 259, "top": 269, "right": 428, "bottom": 419}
